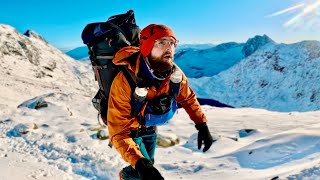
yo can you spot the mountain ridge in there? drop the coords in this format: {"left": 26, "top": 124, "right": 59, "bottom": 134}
{"left": 189, "top": 40, "right": 320, "bottom": 112}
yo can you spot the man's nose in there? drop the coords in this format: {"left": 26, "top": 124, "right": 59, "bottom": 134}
{"left": 165, "top": 44, "right": 174, "bottom": 51}
{"left": 165, "top": 48, "right": 172, "bottom": 53}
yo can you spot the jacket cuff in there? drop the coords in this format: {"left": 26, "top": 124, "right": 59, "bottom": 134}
{"left": 195, "top": 122, "right": 207, "bottom": 130}
{"left": 131, "top": 155, "right": 144, "bottom": 169}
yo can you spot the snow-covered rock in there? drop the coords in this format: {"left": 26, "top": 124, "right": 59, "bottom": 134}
{"left": 17, "top": 93, "right": 53, "bottom": 109}
{"left": 157, "top": 133, "right": 180, "bottom": 147}
{"left": 242, "top": 34, "right": 275, "bottom": 57}
{"left": 24, "top": 29, "right": 49, "bottom": 44}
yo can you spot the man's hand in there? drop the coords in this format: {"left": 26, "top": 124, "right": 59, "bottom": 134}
{"left": 135, "top": 158, "right": 164, "bottom": 180}
{"left": 195, "top": 122, "right": 214, "bottom": 152}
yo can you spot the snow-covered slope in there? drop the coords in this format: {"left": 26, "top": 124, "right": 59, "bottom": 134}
{"left": 189, "top": 40, "right": 320, "bottom": 112}
{"left": 0, "top": 24, "right": 96, "bottom": 107}
{"left": 2, "top": 98, "right": 320, "bottom": 179}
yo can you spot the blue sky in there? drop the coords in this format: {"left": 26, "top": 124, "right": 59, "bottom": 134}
{"left": 1, "top": 0, "right": 319, "bottom": 50}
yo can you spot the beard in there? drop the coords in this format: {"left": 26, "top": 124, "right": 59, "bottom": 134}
{"left": 148, "top": 52, "right": 174, "bottom": 73}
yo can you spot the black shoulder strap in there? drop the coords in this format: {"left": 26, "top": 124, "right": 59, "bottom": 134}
{"left": 118, "top": 66, "right": 137, "bottom": 92}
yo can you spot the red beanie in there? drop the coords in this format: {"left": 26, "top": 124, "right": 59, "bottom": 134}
{"left": 139, "top": 24, "right": 176, "bottom": 57}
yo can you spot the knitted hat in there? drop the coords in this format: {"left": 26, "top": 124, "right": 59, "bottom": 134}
{"left": 139, "top": 24, "right": 176, "bottom": 57}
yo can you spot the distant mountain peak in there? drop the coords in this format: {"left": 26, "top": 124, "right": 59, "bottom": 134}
{"left": 66, "top": 46, "right": 89, "bottom": 60}
{"left": 242, "top": 34, "right": 275, "bottom": 57}
{"left": 214, "top": 42, "right": 243, "bottom": 51}
{"left": 248, "top": 34, "right": 274, "bottom": 43}
{"left": 24, "top": 29, "right": 48, "bottom": 44}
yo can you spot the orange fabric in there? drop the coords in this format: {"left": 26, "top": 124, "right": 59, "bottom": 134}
{"left": 113, "top": 46, "right": 141, "bottom": 75}
{"left": 106, "top": 46, "right": 207, "bottom": 168}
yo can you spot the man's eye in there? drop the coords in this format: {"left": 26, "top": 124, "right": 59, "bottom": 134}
{"left": 159, "top": 41, "right": 166, "bottom": 45}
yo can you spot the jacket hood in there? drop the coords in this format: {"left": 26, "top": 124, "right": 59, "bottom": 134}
{"left": 113, "top": 46, "right": 141, "bottom": 74}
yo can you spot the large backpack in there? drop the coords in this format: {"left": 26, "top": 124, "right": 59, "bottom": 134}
{"left": 81, "top": 10, "right": 140, "bottom": 125}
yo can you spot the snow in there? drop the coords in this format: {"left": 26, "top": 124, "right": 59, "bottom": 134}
{"left": 1, "top": 24, "right": 320, "bottom": 179}
{"left": 189, "top": 40, "right": 320, "bottom": 112}
{"left": 2, "top": 103, "right": 320, "bottom": 179}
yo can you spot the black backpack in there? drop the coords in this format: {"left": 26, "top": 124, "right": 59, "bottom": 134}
{"left": 81, "top": 10, "right": 140, "bottom": 125}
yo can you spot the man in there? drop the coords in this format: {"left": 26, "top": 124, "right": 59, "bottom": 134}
{"left": 105, "top": 24, "right": 214, "bottom": 180}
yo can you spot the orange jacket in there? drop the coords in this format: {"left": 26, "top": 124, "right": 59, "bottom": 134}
{"left": 106, "top": 46, "right": 207, "bottom": 168}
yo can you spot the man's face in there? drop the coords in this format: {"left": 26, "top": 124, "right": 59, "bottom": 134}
{"left": 148, "top": 36, "right": 177, "bottom": 72}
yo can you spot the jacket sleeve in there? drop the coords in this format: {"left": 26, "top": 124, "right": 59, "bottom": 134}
{"left": 175, "top": 74, "right": 208, "bottom": 124}
{"left": 107, "top": 72, "right": 144, "bottom": 168}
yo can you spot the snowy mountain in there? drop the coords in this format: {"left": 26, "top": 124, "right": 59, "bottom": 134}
{"left": 0, "top": 24, "right": 96, "bottom": 107}
{"left": 189, "top": 40, "right": 320, "bottom": 112}
{"left": 1, "top": 24, "right": 320, "bottom": 179}
{"left": 174, "top": 42, "right": 245, "bottom": 78}
{"left": 174, "top": 35, "right": 274, "bottom": 78}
